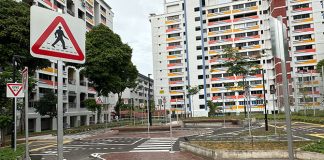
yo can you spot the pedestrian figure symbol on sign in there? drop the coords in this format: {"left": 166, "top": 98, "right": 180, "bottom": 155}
{"left": 52, "top": 26, "right": 69, "bottom": 49}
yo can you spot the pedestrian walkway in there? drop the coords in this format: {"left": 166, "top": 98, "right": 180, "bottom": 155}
{"left": 130, "top": 138, "right": 177, "bottom": 152}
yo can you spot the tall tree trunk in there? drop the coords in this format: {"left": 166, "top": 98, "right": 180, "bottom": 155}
{"left": 97, "top": 108, "right": 101, "bottom": 124}
{"left": 115, "top": 93, "right": 122, "bottom": 118}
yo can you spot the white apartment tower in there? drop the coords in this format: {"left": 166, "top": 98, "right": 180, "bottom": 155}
{"left": 150, "top": 0, "right": 276, "bottom": 117}
{"left": 28, "top": 0, "right": 114, "bottom": 132}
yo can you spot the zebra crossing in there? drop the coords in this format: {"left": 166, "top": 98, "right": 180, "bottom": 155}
{"left": 130, "top": 138, "right": 177, "bottom": 152}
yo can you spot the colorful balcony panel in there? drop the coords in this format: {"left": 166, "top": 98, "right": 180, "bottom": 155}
{"left": 210, "top": 68, "right": 228, "bottom": 73}
{"left": 232, "top": 6, "right": 258, "bottom": 14}
{"left": 170, "top": 91, "right": 184, "bottom": 95}
{"left": 232, "top": 25, "right": 259, "bottom": 33}
{"left": 211, "top": 87, "right": 226, "bottom": 92}
{"left": 303, "top": 102, "right": 321, "bottom": 107}
{"left": 303, "top": 80, "right": 320, "bottom": 85}
{"left": 293, "top": 39, "right": 315, "bottom": 44}
{"left": 86, "top": 0, "right": 94, "bottom": 5}
{"left": 169, "top": 80, "right": 184, "bottom": 85}
{"left": 207, "top": 10, "right": 231, "bottom": 18}
{"left": 168, "top": 72, "right": 184, "bottom": 77}
{"left": 212, "top": 96, "right": 221, "bottom": 100}
{"left": 250, "top": 94, "right": 263, "bottom": 99}
{"left": 39, "top": 79, "right": 56, "bottom": 86}
{"left": 208, "top": 19, "right": 232, "bottom": 26}
{"left": 228, "top": 86, "right": 244, "bottom": 91}
{"left": 167, "top": 63, "right": 183, "bottom": 67}
{"left": 209, "top": 58, "right": 229, "bottom": 63}
{"left": 240, "top": 45, "right": 261, "bottom": 51}
{"left": 251, "top": 84, "right": 263, "bottom": 89}
{"left": 166, "top": 37, "right": 182, "bottom": 42}
{"left": 166, "top": 45, "right": 182, "bottom": 50}
{"left": 293, "top": 28, "right": 314, "bottom": 33}
{"left": 208, "top": 38, "right": 233, "bottom": 45}
{"left": 170, "top": 99, "right": 184, "bottom": 102}
{"left": 167, "top": 55, "right": 182, "bottom": 60}
{"left": 237, "top": 95, "right": 245, "bottom": 99}
{"left": 165, "top": 19, "right": 181, "bottom": 25}
{"left": 86, "top": 17, "right": 94, "bottom": 25}
{"left": 234, "top": 35, "right": 260, "bottom": 41}
{"left": 294, "top": 49, "right": 316, "bottom": 54}
{"left": 290, "top": 0, "right": 310, "bottom": 3}
{"left": 295, "top": 59, "right": 317, "bottom": 65}
{"left": 208, "top": 49, "right": 223, "bottom": 55}
{"left": 88, "top": 87, "right": 96, "bottom": 93}
{"left": 292, "top": 7, "right": 312, "bottom": 13}
{"left": 246, "top": 74, "right": 262, "bottom": 79}
{"left": 166, "top": 28, "right": 181, "bottom": 33}
{"left": 42, "top": 67, "right": 57, "bottom": 73}
{"left": 291, "top": 18, "right": 313, "bottom": 24}
{"left": 208, "top": 29, "right": 232, "bottom": 36}
{"left": 86, "top": 6, "right": 94, "bottom": 15}
{"left": 211, "top": 76, "right": 236, "bottom": 81}
{"left": 233, "top": 15, "right": 259, "bottom": 23}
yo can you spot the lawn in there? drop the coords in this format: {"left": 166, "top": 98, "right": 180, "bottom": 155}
{"left": 0, "top": 144, "right": 25, "bottom": 160}
{"left": 191, "top": 141, "right": 312, "bottom": 150}
{"left": 302, "top": 140, "right": 324, "bottom": 154}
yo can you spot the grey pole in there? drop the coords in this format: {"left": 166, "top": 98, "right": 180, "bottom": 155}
{"left": 310, "top": 71, "right": 315, "bottom": 116}
{"left": 322, "top": 66, "right": 324, "bottom": 109}
{"left": 24, "top": 67, "right": 30, "bottom": 159}
{"left": 14, "top": 97, "right": 17, "bottom": 151}
{"left": 57, "top": 60, "right": 64, "bottom": 160}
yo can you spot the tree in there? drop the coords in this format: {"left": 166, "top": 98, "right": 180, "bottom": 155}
{"left": 317, "top": 59, "right": 324, "bottom": 75}
{"left": 83, "top": 99, "right": 102, "bottom": 124}
{"left": 187, "top": 86, "right": 200, "bottom": 117}
{"left": 33, "top": 90, "right": 57, "bottom": 118}
{"left": 0, "top": 0, "right": 49, "bottom": 141}
{"left": 83, "top": 24, "right": 138, "bottom": 117}
{"left": 207, "top": 101, "right": 217, "bottom": 117}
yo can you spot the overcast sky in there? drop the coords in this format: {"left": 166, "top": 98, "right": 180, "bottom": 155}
{"left": 108, "top": 0, "right": 164, "bottom": 76}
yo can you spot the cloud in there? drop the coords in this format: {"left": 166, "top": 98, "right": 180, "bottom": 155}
{"left": 107, "top": 0, "right": 164, "bottom": 76}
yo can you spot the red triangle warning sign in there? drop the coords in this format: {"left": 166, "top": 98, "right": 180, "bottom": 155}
{"left": 7, "top": 83, "right": 24, "bottom": 98}
{"left": 31, "top": 16, "right": 85, "bottom": 63}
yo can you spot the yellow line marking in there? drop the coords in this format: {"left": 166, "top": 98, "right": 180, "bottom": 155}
{"left": 30, "top": 140, "right": 72, "bottom": 152}
{"left": 268, "top": 124, "right": 285, "bottom": 129}
{"left": 307, "top": 134, "right": 324, "bottom": 139}
{"left": 293, "top": 122, "right": 324, "bottom": 128}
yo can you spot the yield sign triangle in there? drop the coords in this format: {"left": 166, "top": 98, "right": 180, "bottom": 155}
{"left": 7, "top": 83, "right": 23, "bottom": 97}
{"left": 31, "top": 16, "right": 85, "bottom": 62}
{"left": 96, "top": 97, "right": 103, "bottom": 104}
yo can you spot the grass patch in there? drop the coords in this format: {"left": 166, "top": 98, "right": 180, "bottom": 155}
{"left": 0, "top": 144, "right": 25, "bottom": 160}
{"left": 302, "top": 140, "right": 324, "bottom": 154}
{"left": 191, "top": 141, "right": 312, "bottom": 150}
{"left": 238, "top": 126, "right": 286, "bottom": 136}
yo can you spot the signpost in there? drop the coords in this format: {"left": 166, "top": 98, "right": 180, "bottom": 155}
{"left": 6, "top": 83, "right": 24, "bottom": 151}
{"left": 22, "top": 67, "right": 30, "bottom": 159}
{"left": 30, "top": 6, "right": 85, "bottom": 160}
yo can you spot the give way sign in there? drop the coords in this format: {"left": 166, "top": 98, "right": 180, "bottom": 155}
{"left": 7, "top": 83, "right": 24, "bottom": 98}
{"left": 30, "top": 6, "right": 86, "bottom": 64}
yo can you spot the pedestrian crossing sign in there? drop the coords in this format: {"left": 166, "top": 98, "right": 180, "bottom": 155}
{"left": 30, "top": 6, "right": 85, "bottom": 64}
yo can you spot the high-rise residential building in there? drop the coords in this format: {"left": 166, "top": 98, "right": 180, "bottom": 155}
{"left": 28, "top": 0, "right": 114, "bottom": 132}
{"left": 150, "top": 0, "right": 276, "bottom": 117}
{"left": 150, "top": 0, "right": 324, "bottom": 117}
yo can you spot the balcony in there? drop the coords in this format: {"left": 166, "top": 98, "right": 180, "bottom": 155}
{"left": 167, "top": 63, "right": 182, "bottom": 68}
{"left": 294, "top": 48, "right": 316, "bottom": 54}
{"left": 208, "top": 49, "right": 223, "bottom": 55}
{"left": 170, "top": 99, "right": 184, "bottom": 102}
{"left": 210, "top": 68, "right": 227, "bottom": 73}
{"left": 165, "top": 19, "right": 181, "bottom": 25}
{"left": 168, "top": 80, "right": 184, "bottom": 85}
{"left": 292, "top": 7, "right": 312, "bottom": 14}
{"left": 42, "top": 67, "right": 57, "bottom": 74}
{"left": 234, "top": 35, "right": 260, "bottom": 42}
{"left": 166, "top": 28, "right": 181, "bottom": 33}
{"left": 290, "top": 0, "right": 310, "bottom": 4}
{"left": 167, "top": 54, "right": 182, "bottom": 60}
{"left": 232, "top": 25, "right": 259, "bottom": 33}
{"left": 212, "top": 96, "right": 221, "bottom": 100}
{"left": 208, "top": 29, "right": 232, "bottom": 36}
{"left": 208, "top": 19, "right": 232, "bottom": 27}
{"left": 293, "top": 28, "right": 314, "bottom": 34}
{"left": 68, "top": 79, "right": 76, "bottom": 85}
{"left": 233, "top": 15, "right": 259, "bottom": 23}
{"left": 207, "top": 10, "right": 231, "bottom": 18}
{"left": 295, "top": 59, "right": 317, "bottom": 65}
{"left": 209, "top": 58, "right": 229, "bottom": 64}
{"left": 209, "top": 38, "right": 233, "bottom": 45}
{"left": 291, "top": 17, "right": 313, "bottom": 24}
{"left": 166, "top": 45, "right": 182, "bottom": 50}
{"left": 239, "top": 44, "right": 261, "bottom": 51}
{"left": 211, "top": 87, "right": 226, "bottom": 92}
{"left": 251, "top": 94, "right": 263, "bottom": 99}
{"left": 232, "top": 6, "right": 258, "bottom": 14}
{"left": 168, "top": 72, "right": 184, "bottom": 77}
{"left": 293, "top": 38, "right": 315, "bottom": 45}
{"left": 86, "top": 17, "right": 94, "bottom": 25}
{"left": 86, "top": 0, "right": 94, "bottom": 6}
{"left": 170, "top": 90, "right": 184, "bottom": 95}
{"left": 86, "top": 6, "right": 94, "bottom": 15}
{"left": 69, "top": 103, "right": 77, "bottom": 108}
{"left": 100, "top": 10, "right": 106, "bottom": 16}
{"left": 166, "top": 36, "right": 182, "bottom": 42}
{"left": 211, "top": 76, "right": 236, "bottom": 81}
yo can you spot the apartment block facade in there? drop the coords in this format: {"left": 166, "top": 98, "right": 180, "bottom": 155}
{"left": 150, "top": 0, "right": 324, "bottom": 117}
{"left": 28, "top": 0, "right": 114, "bottom": 132}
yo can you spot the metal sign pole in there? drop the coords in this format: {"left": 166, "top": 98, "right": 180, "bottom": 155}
{"left": 23, "top": 67, "right": 30, "bottom": 159}
{"left": 57, "top": 60, "right": 64, "bottom": 160}
{"left": 169, "top": 114, "right": 174, "bottom": 153}
{"left": 14, "top": 97, "right": 17, "bottom": 151}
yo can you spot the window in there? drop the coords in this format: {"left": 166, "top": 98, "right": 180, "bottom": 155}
{"left": 196, "top": 36, "right": 201, "bottom": 40}
{"left": 296, "top": 45, "right": 312, "bottom": 50}
{"left": 247, "top": 21, "right": 257, "bottom": 27}
{"left": 247, "top": 31, "right": 258, "bottom": 36}
{"left": 234, "top": 23, "right": 245, "bottom": 29}
{"left": 295, "top": 34, "right": 312, "bottom": 41}
{"left": 197, "top": 55, "right": 202, "bottom": 60}
{"left": 235, "top": 33, "right": 245, "bottom": 38}
{"left": 294, "top": 24, "right": 311, "bottom": 30}
{"left": 219, "top": 6, "right": 230, "bottom": 12}
{"left": 195, "top": 26, "right": 201, "bottom": 31}
{"left": 212, "top": 83, "right": 222, "bottom": 87}
{"left": 293, "top": 14, "right": 310, "bottom": 20}
{"left": 195, "top": 17, "right": 200, "bottom": 21}
{"left": 199, "top": 105, "right": 205, "bottom": 109}
{"left": 199, "top": 95, "right": 204, "bottom": 99}
{"left": 233, "top": 4, "right": 244, "bottom": 9}
{"left": 245, "top": 2, "right": 256, "bottom": 8}
{"left": 194, "top": 7, "right": 200, "bottom": 12}
{"left": 198, "top": 75, "right": 203, "bottom": 79}
{"left": 220, "top": 25, "right": 231, "bottom": 30}
{"left": 196, "top": 46, "right": 202, "bottom": 50}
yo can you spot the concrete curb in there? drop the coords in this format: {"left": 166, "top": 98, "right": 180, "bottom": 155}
{"left": 180, "top": 142, "right": 324, "bottom": 160}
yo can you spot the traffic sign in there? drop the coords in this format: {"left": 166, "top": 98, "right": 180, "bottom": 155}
{"left": 30, "top": 6, "right": 85, "bottom": 64}
{"left": 7, "top": 83, "right": 24, "bottom": 98}
{"left": 22, "top": 67, "right": 28, "bottom": 92}
{"left": 140, "top": 103, "right": 145, "bottom": 109}
{"left": 124, "top": 99, "right": 129, "bottom": 105}
{"left": 96, "top": 97, "right": 103, "bottom": 105}
{"left": 163, "top": 97, "right": 167, "bottom": 104}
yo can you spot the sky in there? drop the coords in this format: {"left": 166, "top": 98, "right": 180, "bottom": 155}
{"left": 108, "top": 0, "right": 164, "bottom": 76}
